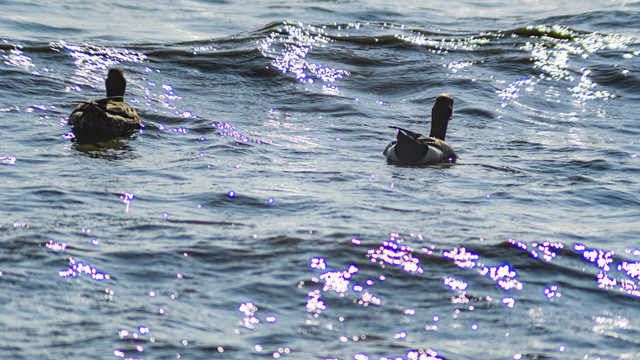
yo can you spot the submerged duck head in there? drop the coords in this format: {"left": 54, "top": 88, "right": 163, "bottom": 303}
{"left": 105, "top": 67, "right": 127, "bottom": 101}
{"left": 429, "top": 93, "right": 454, "bottom": 141}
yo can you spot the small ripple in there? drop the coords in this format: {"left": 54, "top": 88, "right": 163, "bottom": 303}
{"left": 258, "top": 21, "right": 350, "bottom": 89}
{"left": 0, "top": 155, "right": 17, "bottom": 165}
{"left": 212, "top": 121, "right": 263, "bottom": 144}
{"left": 498, "top": 25, "right": 631, "bottom": 104}
{"left": 50, "top": 40, "right": 147, "bottom": 75}
{"left": 396, "top": 29, "right": 490, "bottom": 52}
{"left": 58, "top": 256, "right": 110, "bottom": 281}
{"left": 2, "top": 43, "right": 35, "bottom": 69}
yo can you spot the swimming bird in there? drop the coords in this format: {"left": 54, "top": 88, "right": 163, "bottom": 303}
{"left": 383, "top": 93, "right": 457, "bottom": 165}
{"left": 68, "top": 67, "right": 141, "bottom": 144}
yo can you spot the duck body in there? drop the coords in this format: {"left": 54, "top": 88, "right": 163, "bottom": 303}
{"left": 68, "top": 67, "right": 141, "bottom": 144}
{"left": 69, "top": 98, "right": 141, "bottom": 144}
{"left": 384, "top": 126, "right": 457, "bottom": 165}
{"left": 384, "top": 93, "right": 457, "bottom": 166}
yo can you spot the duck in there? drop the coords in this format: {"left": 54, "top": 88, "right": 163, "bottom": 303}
{"left": 68, "top": 67, "right": 141, "bottom": 144}
{"left": 383, "top": 93, "right": 457, "bottom": 165}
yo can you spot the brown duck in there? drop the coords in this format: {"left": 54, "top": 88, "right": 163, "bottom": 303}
{"left": 69, "top": 67, "right": 141, "bottom": 143}
{"left": 384, "top": 93, "right": 458, "bottom": 165}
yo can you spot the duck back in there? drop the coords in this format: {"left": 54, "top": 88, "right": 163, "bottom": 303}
{"left": 69, "top": 99, "right": 141, "bottom": 143}
{"left": 384, "top": 127, "right": 457, "bottom": 165}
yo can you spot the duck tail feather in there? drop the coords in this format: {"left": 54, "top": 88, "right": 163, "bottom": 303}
{"left": 388, "top": 125, "right": 410, "bottom": 132}
{"left": 389, "top": 126, "right": 422, "bottom": 140}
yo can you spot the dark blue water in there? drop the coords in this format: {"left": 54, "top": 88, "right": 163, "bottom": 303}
{"left": 1, "top": 0, "right": 640, "bottom": 359}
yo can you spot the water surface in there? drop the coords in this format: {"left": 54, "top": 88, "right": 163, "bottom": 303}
{"left": 1, "top": 0, "right": 640, "bottom": 359}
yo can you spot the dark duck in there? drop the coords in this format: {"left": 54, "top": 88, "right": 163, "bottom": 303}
{"left": 68, "top": 67, "right": 141, "bottom": 143}
{"left": 384, "top": 93, "right": 457, "bottom": 165}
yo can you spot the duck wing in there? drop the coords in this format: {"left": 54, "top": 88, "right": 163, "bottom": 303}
{"left": 383, "top": 126, "right": 424, "bottom": 155}
{"left": 418, "top": 136, "right": 457, "bottom": 162}
{"left": 393, "top": 127, "right": 429, "bottom": 164}
{"left": 104, "top": 101, "right": 140, "bottom": 125}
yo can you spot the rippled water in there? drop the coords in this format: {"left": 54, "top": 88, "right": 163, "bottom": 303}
{"left": 2, "top": 0, "right": 640, "bottom": 359}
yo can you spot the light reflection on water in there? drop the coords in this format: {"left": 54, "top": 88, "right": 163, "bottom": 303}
{"left": 0, "top": 155, "right": 17, "bottom": 165}
{"left": 114, "top": 325, "right": 154, "bottom": 359}
{"left": 49, "top": 40, "right": 147, "bottom": 89}
{"left": 302, "top": 231, "right": 640, "bottom": 359}
{"left": 58, "top": 256, "right": 110, "bottom": 281}
{"left": 213, "top": 121, "right": 263, "bottom": 144}
{"left": 2, "top": 43, "right": 35, "bottom": 70}
{"left": 498, "top": 25, "right": 632, "bottom": 103}
{"left": 379, "top": 24, "right": 637, "bottom": 108}
{"left": 259, "top": 21, "right": 351, "bottom": 89}
{"left": 45, "top": 239, "right": 67, "bottom": 252}
{"left": 507, "top": 237, "right": 640, "bottom": 299}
